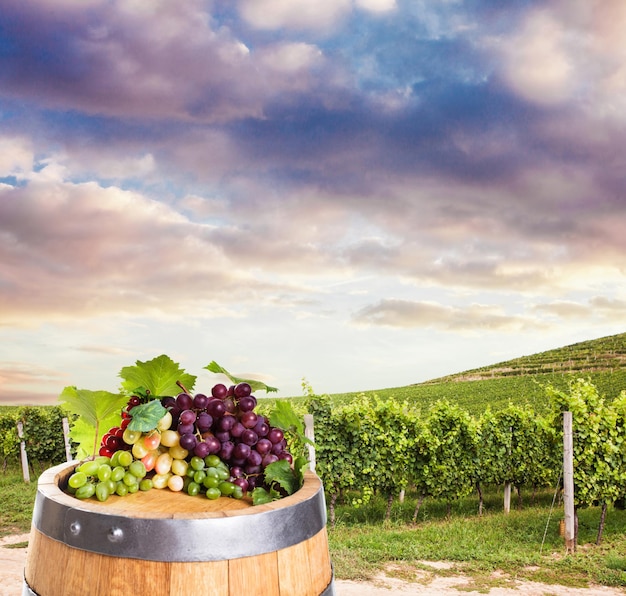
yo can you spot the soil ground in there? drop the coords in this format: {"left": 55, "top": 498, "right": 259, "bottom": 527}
{"left": 2, "top": 533, "right": 625, "bottom": 595}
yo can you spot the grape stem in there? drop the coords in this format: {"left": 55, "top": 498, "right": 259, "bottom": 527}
{"left": 176, "top": 380, "right": 190, "bottom": 394}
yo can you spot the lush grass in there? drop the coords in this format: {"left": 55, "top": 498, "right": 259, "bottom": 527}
{"left": 0, "top": 466, "right": 39, "bottom": 536}
{"left": 328, "top": 488, "right": 626, "bottom": 590}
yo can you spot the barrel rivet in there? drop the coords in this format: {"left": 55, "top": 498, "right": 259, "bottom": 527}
{"left": 69, "top": 521, "right": 81, "bottom": 536}
{"left": 108, "top": 527, "right": 124, "bottom": 543}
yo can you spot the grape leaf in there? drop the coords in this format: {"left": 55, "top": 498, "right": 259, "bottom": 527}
{"left": 204, "top": 361, "right": 278, "bottom": 393}
{"left": 119, "top": 354, "right": 196, "bottom": 397}
{"left": 251, "top": 487, "right": 273, "bottom": 505}
{"left": 269, "top": 401, "right": 312, "bottom": 445}
{"left": 263, "top": 459, "right": 299, "bottom": 495}
{"left": 58, "top": 386, "right": 127, "bottom": 458}
{"left": 128, "top": 400, "right": 167, "bottom": 432}
{"left": 251, "top": 486, "right": 283, "bottom": 505}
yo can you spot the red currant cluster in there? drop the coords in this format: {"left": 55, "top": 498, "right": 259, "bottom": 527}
{"left": 98, "top": 395, "right": 141, "bottom": 457}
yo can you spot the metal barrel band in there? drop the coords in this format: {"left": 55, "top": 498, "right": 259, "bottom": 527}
{"left": 32, "top": 481, "right": 328, "bottom": 561}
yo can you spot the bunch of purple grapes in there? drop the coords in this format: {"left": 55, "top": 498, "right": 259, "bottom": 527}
{"left": 161, "top": 382, "right": 291, "bottom": 493}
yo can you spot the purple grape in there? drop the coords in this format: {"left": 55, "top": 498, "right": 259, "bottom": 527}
{"left": 254, "top": 420, "right": 269, "bottom": 438}
{"left": 247, "top": 475, "right": 258, "bottom": 490}
{"left": 161, "top": 396, "right": 176, "bottom": 409}
{"left": 271, "top": 439, "right": 287, "bottom": 455}
{"left": 193, "top": 393, "right": 209, "bottom": 409}
{"left": 178, "top": 422, "right": 195, "bottom": 435}
{"left": 201, "top": 435, "right": 221, "bottom": 454}
{"left": 231, "top": 457, "right": 246, "bottom": 467}
{"left": 215, "top": 430, "right": 230, "bottom": 443}
{"left": 180, "top": 433, "right": 198, "bottom": 450}
{"left": 241, "top": 429, "right": 258, "bottom": 446}
{"left": 262, "top": 453, "right": 279, "bottom": 467}
{"left": 245, "top": 464, "right": 261, "bottom": 476}
{"left": 180, "top": 409, "right": 197, "bottom": 425}
{"left": 176, "top": 393, "right": 193, "bottom": 410}
{"left": 218, "top": 415, "right": 236, "bottom": 432}
{"left": 230, "top": 466, "right": 244, "bottom": 478}
{"left": 247, "top": 450, "right": 262, "bottom": 467}
{"left": 255, "top": 438, "right": 272, "bottom": 456}
{"left": 211, "top": 384, "right": 228, "bottom": 399}
{"left": 206, "top": 399, "right": 226, "bottom": 418}
{"left": 223, "top": 397, "right": 236, "bottom": 414}
{"left": 240, "top": 411, "right": 258, "bottom": 429}
{"left": 237, "top": 395, "right": 256, "bottom": 413}
{"left": 233, "top": 442, "right": 251, "bottom": 461}
{"left": 267, "top": 427, "right": 284, "bottom": 444}
{"left": 233, "top": 477, "right": 249, "bottom": 493}
{"left": 230, "top": 421, "right": 245, "bottom": 439}
{"left": 278, "top": 451, "right": 293, "bottom": 465}
{"left": 219, "top": 441, "right": 235, "bottom": 461}
{"left": 196, "top": 412, "right": 213, "bottom": 432}
{"left": 194, "top": 441, "right": 210, "bottom": 458}
{"left": 234, "top": 382, "right": 251, "bottom": 398}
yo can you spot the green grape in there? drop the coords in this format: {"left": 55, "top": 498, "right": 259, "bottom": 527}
{"left": 206, "top": 487, "right": 221, "bottom": 500}
{"left": 204, "top": 454, "right": 221, "bottom": 468}
{"left": 139, "top": 478, "right": 153, "bottom": 491}
{"left": 187, "top": 482, "right": 200, "bottom": 497}
{"left": 105, "top": 479, "right": 116, "bottom": 494}
{"left": 115, "top": 482, "right": 129, "bottom": 497}
{"left": 203, "top": 476, "right": 220, "bottom": 489}
{"left": 127, "top": 482, "right": 139, "bottom": 494}
{"left": 77, "top": 460, "right": 100, "bottom": 476}
{"left": 123, "top": 472, "right": 138, "bottom": 487}
{"left": 110, "top": 451, "right": 122, "bottom": 467}
{"left": 193, "top": 470, "right": 206, "bottom": 484}
{"left": 218, "top": 481, "right": 235, "bottom": 496}
{"left": 190, "top": 456, "right": 205, "bottom": 471}
{"left": 94, "top": 455, "right": 111, "bottom": 467}
{"left": 95, "top": 482, "right": 110, "bottom": 502}
{"left": 75, "top": 483, "right": 96, "bottom": 500}
{"left": 232, "top": 486, "right": 244, "bottom": 500}
{"left": 117, "top": 450, "right": 133, "bottom": 468}
{"left": 97, "top": 464, "right": 112, "bottom": 482}
{"left": 216, "top": 467, "right": 230, "bottom": 481}
{"left": 205, "top": 467, "right": 219, "bottom": 479}
{"left": 186, "top": 467, "right": 196, "bottom": 479}
{"left": 68, "top": 472, "right": 87, "bottom": 489}
{"left": 111, "top": 466, "right": 125, "bottom": 482}
{"left": 129, "top": 460, "right": 147, "bottom": 479}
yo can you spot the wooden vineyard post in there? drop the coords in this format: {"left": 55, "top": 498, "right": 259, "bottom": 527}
{"left": 503, "top": 483, "right": 511, "bottom": 514}
{"left": 62, "top": 417, "right": 73, "bottom": 462}
{"left": 304, "top": 414, "right": 316, "bottom": 473}
{"left": 17, "top": 420, "right": 30, "bottom": 484}
{"left": 503, "top": 425, "right": 512, "bottom": 514}
{"left": 563, "top": 411, "right": 576, "bottom": 554}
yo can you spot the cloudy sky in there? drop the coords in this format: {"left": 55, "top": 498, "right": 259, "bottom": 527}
{"left": 1, "top": 0, "right": 626, "bottom": 405}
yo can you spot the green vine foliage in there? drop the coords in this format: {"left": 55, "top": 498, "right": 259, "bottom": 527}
{"left": 547, "top": 378, "right": 623, "bottom": 509}
{"left": 422, "top": 400, "right": 478, "bottom": 505}
{"left": 0, "top": 406, "right": 69, "bottom": 470}
{"left": 477, "top": 404, "right": 559, "bottom": 496}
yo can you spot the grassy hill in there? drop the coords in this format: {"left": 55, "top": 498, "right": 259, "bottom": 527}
{"left": 324, "top": 331, "right": 626, "bottom": 416}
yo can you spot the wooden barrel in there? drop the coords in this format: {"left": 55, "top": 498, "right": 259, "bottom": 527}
{"left": 23, "top": 461, "right": 334, "bottom": 596}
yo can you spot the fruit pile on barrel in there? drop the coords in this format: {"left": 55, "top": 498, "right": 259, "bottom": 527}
{"left": 67, "top": 378, "right": 298, "bottom": 504}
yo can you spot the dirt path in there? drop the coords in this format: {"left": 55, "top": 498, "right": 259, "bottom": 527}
{"left": 2, "top": 533, "right": 624, "bottom": 595}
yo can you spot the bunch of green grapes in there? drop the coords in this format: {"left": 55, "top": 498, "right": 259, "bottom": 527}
{"left": 67, "top": 452, "right": 152, "bottom": 502}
